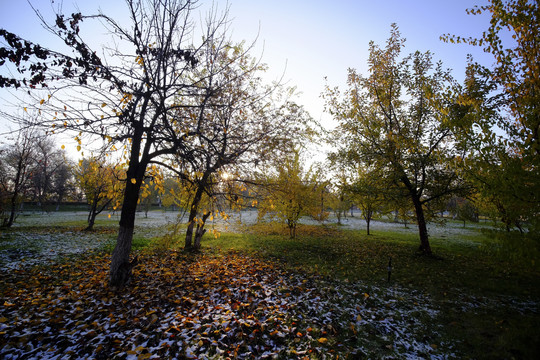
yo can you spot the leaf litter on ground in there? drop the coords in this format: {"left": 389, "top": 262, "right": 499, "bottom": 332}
{"left": 1, "top": 249, "right": 458, "bottom": 359}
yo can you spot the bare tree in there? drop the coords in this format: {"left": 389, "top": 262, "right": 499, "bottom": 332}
{"left": 51, "top": 158, "right": 75, "bottom": 211}
{"left": 28, "top": 136, "right": 66, "bottom": 211}
{"left": 0, "top": 126, "right": 37, "bottom": 227}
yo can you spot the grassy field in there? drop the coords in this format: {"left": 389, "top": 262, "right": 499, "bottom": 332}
{"left": 1, "top": 212, "right": 539, "bottom": 358}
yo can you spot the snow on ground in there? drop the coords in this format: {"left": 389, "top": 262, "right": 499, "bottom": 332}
{"left": 0, "top": 209, "right": 489, "bottom": 270}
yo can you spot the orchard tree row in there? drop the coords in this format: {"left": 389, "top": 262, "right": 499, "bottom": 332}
{"left": 0, "top": 0, "right": 537, "bottom": 287}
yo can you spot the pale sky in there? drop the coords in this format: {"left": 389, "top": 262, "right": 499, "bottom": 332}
{"left": 0, "top": 0, "right": 494, "bottom": 152}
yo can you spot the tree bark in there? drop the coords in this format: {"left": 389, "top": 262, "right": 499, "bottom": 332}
{"left": 6, "top": 191, "right": 19, "bottom": 228}
{"left": 412, "top": 195, "right": 432, "bottom": 254}
{"left": 85, "top": 198, "right": 98, "bottom": 231}
{"left": 193, "top": 211, "right": 211, "bottom": 250}
{"left": 109, "top": 177, "right": 141, "bottom": 287}
{"left": 4, "top": 156, "right": 25, "bottom": 228}
{"left": 86, "top": 215, "right": 96, "bottom": 231}
{"left": 185, "top": 185, "right": 205, "bottom": 251}
{"left": 185, "top": 173, "right": 212, "bottom": 251}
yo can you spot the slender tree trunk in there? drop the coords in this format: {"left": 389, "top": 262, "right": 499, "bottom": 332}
{"left": 6, "top": 192, "right": 19, "bottom": 228}
{"left": 86, "top": 214, "right": 96, "bottom": 231}
{"left": 412, "top": 195, "right": 432, "bottom": 254}
{"left": 289, "top": 224, "right": 293, "bottom": 239}
{"left": 85, "top": 198, "right": 98, "bottom": 231}
{"left": 5, "top": 158, "right": 25, "bottom": 228}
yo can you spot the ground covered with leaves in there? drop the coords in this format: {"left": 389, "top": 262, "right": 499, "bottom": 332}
{"left": 1, "top": 249, "right": 454, "bottom": 359}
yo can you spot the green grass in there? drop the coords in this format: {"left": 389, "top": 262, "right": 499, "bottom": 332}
{"left": 203, "top": 222, "right": 540, "bottom": 299}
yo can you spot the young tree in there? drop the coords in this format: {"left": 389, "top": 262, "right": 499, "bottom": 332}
{"left": 257, "top": 150, "right": 322, "bottom": 239}
{"left": 324, "top": 25, "right": 469, "bottom": 254}
{"left": 347, "top": 167, "right": 386, "bottom": 235}
{"left": 327, "top": 175, "right": 352, "bottom": 226}
{"left": 448, "top": 197, "right": 479, "bottom": 227}
{"left": 75, "top": 156, "right": 124, "bottom": 231}
{"left": 0, "top": 0, "right": 285, "bottom": 286}
{"left": 139, "top": 178, "right": 161, "bottom": 218}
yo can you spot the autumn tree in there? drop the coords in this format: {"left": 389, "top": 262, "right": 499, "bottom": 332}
{"left": 448, "top": 197, "right": 479, "bottom": 227}
{"left": 28, "top": 136, "right": 68, "bottom": 211}
{"left": 257, "top": 150, "right": 322, "bottom": 239}
{"left": 139, "top": 178, "right": 161, "bottom": 218}
{"left": 0, "top": 126, "right": 37, "bottom": 227}
{"left": 75, "top": 156, "right": 124, "bottom": 231}
{"left": 0, "top": 0, "right": 282, "bottom": 286}
{"left": 443, "top": 0, "right": 540, "bottom": 232}
{"left": 347, "top": 167, "right": 387, "bottom": 235}
{"left": 327, "top": 174, "right": 352, "bottom": 225}
{"left": 324, "top": 25, "right": 469, "bottom": 254}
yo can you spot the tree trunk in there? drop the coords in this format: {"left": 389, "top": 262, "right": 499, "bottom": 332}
{"left": 412, "top": 195, "right": 432, "bottom": 255}
{"left": 185, "top": 174, "right": 212, "bottom": 252}
{"left": 363, "top": 208, "right": 372, "bottom": 235}
{"left": 109, "top": 177, "right": 142, "bottom": 287}
{"left": 86, "top": 214, "right": 96, "bottom": 231}
{"left": 184, "top": 185, "right": 205, "bottom": 251}
{"left": 193, "top": 211, "right": 211, "bottom": 250}
{"left": 5, "top": 160, "right": 23, "bottom": 228}
{"left": 85, "top": 199, "right": 98, "bottom": 231}
{"left": 6, "top": 192, "right": 18, "bottom": 228}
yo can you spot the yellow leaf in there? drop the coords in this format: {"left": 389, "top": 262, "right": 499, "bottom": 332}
{"left": 61, "top": 145, "right": 65, "bottom": 150}
{"left": 101, "top": 103, "right": 107, "bottom": 107}
{"left": 77, "top": 145, "right": 81, "bottom": 152}
{"left": 131, "top": 178, "right": 137, "bottom": 184}
{"left": 318, "top": 337, "right": 328, "bottom": 344}
{"left": 108, "top": 214, "right": 111, "bottom": 219}
{"left": 23, "top": 107, "right": 27, "bottom": 112}
{"left": 40, "top": 99, "right": 45, "bottom": 105}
